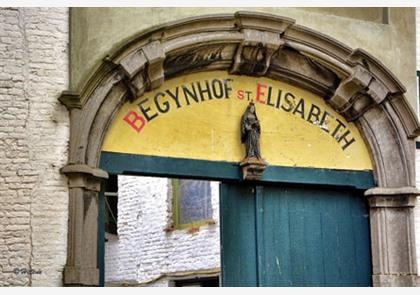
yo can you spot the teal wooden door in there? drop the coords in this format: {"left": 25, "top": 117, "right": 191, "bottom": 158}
{"left": 220, "top": 183, "right": 372, "bottom": 287}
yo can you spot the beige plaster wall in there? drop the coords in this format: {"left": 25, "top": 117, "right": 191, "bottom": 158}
{"left": 303, "top": 7, "right": 387, "bottom": 23}
{"left": 69, "top": 7, "right": 417, "bottom": 113}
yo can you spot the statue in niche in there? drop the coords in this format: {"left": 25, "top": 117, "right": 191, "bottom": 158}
{"left": 241, "top": 101, "right": 262, "bottom": 160}
{"left": 239, "top": 101, "right": 267, "bottom": 180}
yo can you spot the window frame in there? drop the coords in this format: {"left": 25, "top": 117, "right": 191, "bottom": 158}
{"left": 104, "top": 174, "right": 119, "bottom": 239}
{"left": 171, "top": 178, "right": 215, "bottom": 230}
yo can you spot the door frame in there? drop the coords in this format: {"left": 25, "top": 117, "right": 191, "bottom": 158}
{"left": 98, "top": 151, "right": 375, "bottom": 286}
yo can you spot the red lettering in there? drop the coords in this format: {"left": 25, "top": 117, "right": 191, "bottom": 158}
{"left": 123, "top": 111, "right": 146, "bottom": 133}
{"left": 256, "top": 83, "right": 267, "bottom": 104}
{"left": 237, "top": 90, "right": 244, "bottom": 100}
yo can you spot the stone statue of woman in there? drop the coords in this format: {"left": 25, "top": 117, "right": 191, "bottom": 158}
{"left": 241, "top": 101, "right": 262, "bottom": 160}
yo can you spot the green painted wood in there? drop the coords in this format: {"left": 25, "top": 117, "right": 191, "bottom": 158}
{"left": 255, "top": 186, "right": 264, "bottom": 286}
{"left": 336, "top": 192, "right": 357, "bottom": 285}
{"left": 257, "top": 186, "right": 294, "bottom": 286}
{"left": 301, "top": 190, "right": 325, "bottom": 286}
{"left": 100, "top": 151, "right": 375, "bottom": 189}
{"left": 221, "top": 183, "right": 372, "bottom": 287}
{"left": 350, "top": 192, "right": 372, "bottom": 286}
{"left": 320, "top": 191, "right": 341, "bottom": 286}
{"left": 286, "top": 188, "right": 306, "bottom": 286}
{"left": 220, "top": 183, "right": 258, "bottom": 286}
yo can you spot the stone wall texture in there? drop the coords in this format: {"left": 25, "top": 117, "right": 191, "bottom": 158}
{"left": 415, "top": 150, "right": 420, "bottom": 271}
{"left": 417, "top": 8, "right": 420, "bottom": 71}
{"left": 70, "top": 8, "right": 418, "bottom": 112}
{"left": 415, "top": 8, "right": 420, "bottom": 272}
{"left": 104, "top": 176, "right": 220, "bottom": 286}
{"left": 0, "top": 8, "right": 69, "bottom": 286}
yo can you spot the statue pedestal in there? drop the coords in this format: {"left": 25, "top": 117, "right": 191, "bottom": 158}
{"left": 240, "top": 157, "right": 267, "bottom": 181}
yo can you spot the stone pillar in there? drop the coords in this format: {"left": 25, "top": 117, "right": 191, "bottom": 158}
{"left": 60, "top": 164, "right": 108, "bottom": 286}
{"left": 365, "top": 187, "right": 419, "bottom": 286}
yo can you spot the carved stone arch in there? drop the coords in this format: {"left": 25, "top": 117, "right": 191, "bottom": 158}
{"left": 59, "top": 11, "right": 420, "bottom": 286}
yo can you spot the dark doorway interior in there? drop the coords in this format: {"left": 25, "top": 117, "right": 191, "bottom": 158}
{"left": 174, "top": 276, "right": 220, "bottom": 287}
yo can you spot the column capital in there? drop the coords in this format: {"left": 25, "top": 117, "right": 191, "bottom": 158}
{"left": 365, "top": 186, "right": 419, "bottom": 208}
{"left": 61, "top": 164, "right": 108, "bottom": 192}
{"left": 365, "top": 186, "right": 420, "bottom": 196}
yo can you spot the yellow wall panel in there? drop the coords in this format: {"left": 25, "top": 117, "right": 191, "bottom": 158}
{"left": 102, "top": 71, "right": 373, "bottom": 171}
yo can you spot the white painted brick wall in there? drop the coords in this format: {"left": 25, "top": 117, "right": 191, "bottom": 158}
{"left": 0, "top": 8, "right": 69, "bottom": 286}
{"left": 104, "top": 176, "right": 220, "bottom": 286}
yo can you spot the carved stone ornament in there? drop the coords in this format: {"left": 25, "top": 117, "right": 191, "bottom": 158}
{"left": 240, "top": 101, "right": 267, "bottom": 180}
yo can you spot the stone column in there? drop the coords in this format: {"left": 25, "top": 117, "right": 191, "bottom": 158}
{"left": 60, "top": 164, "right": 108, "bottom": 286}
{"left": 365, "top": 187, "right": 419, "bottom": 286}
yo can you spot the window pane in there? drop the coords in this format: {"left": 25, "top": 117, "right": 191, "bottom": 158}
{"left": 105, "top": 174, "right": 118, "bottom": 235}
{"left": 178, "top": 179, "right": 212, "bottom": 225}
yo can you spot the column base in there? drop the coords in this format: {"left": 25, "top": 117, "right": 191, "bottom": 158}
{"left": 372, "top": 274, "right": 419, "bottom": 287}
{"left": 63, "top": 266, "right": 99, "bottom": 286}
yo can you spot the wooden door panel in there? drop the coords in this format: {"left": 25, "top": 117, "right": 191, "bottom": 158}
{"left": 220, "top": 183, "right": 258, "bottom": 286}
{"left": 220, "top": 183, "right": 372, "bottom": 287}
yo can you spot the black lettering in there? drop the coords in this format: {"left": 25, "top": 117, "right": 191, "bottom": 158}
{"left": 138, "top": 98, "right": 158, "bottom": 121}
{"left": 292, "top": 98, "right": 305, "bottom": 119}
{"left": 307, "top": 103, "right": 321, "bottom": 124}
{"left": 212, "top": 79, "right": 224, "bottom": 99}
{"left": 275, "top": 89, "right": 282, "bottom": 109}
{"left": 245, "top": 91, "right": 252, "bottom": 101}
{"left": 182, "top": 84, "right": 199, "bottom": 105}
{"left": 266, "top": 86, "right": 275, "bottom": 107}
{"left": 154, "top": 92, "right": 170, "bottom": 113}
{"left": 166, "top": 87, "right": 181, "bottom": 108}
{"left": 281, "top": 92, "right": 295, "bottom": 112}
{"left": 338, "top": 130, "right": 356, "bottom": 151}
{"left": 320, "top": 111, "right": 332, "bottom": 133}
{"left": 197, "top": 80, "right": 213, "bottom": 100}
{"left": 224, "top": 78, "right": 233, "bottom": 98}
{"left": 331, "top": 118, "right": 346, "bottom": 138}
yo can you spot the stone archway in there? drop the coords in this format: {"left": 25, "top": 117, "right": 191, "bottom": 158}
{"left": 58, "top": 11, "right": 420, "bottom": 286}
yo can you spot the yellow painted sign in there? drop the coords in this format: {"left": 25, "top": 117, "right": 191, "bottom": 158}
{"left": 102, "top": 71, "right": 373, "bottom": 171}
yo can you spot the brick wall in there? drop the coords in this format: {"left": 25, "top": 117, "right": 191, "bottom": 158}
{"left": 104, "top": 176, "right": 220, "bottom": 286}
{"left": 0, "top": 8, "right": 69, "bottom": 286}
